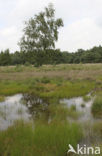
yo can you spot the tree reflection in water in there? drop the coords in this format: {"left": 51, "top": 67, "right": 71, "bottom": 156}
{"left": 22, "top": 94, "right": 50, "bottom": 121}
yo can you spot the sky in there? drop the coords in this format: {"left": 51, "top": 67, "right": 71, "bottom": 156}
{"left": 0, "top": 0, "right": 102, "bottom": 52}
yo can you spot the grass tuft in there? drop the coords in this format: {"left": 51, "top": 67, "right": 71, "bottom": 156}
{"left": 92, "top": 96, "right": 102, "bottom": 118}
{"left": 0, "top": 96, "right": 5, "bottom": 102}
{"left": 0, "top": 120, "right": 82, "bottom": 156}
{"left": 83, "top": 95, "right": 91, "bottom": 102}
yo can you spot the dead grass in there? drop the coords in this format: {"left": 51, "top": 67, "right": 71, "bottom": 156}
{"left": 0, "top": 64, "right": 102, "bottom": 81}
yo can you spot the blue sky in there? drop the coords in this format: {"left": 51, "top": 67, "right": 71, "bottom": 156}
{"left": 0, "top": 0, "right": 102, "bottom": 52}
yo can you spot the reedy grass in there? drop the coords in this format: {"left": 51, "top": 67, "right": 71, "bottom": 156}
{"left": 0, "top": 110, "right": 6, "bottom": 119}
{"left": 93, "top": 121, "right": 102, "bottom": 138}
{"left": 48, "top": 103, "right": 80, "bottom": 122}
{"left": 0, "top": 95, "right": 5, "bottom": 102}
{"left": 0, "top": 98, "right": 83, "bottom": 156}
{"left": 0, "top": 120, "right": 82, "bottom": 156}
{"left": 83, "top": 95, "right": 91, "bottom": 102}
{"left": 0, "top": 64, "right": 102, "bottom": 155}
{"left": 33, "top": 121, "right": 82, "bottom": 156}
{"left": 17, "top": 107, "right": 24, "bottom": 115}
{"left": 92, "top": 96, "right": 102, "bottom": 118}
{"left": 70, "top": 105, "right": 76, "bottom": 111}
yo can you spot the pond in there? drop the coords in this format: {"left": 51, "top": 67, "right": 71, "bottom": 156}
{"left": 0, "top": 94, "right": 29, "bottom": 130}
{"left": 60, "top": 96, "right": 94, "bottom": 122}
{"left": 60, "top": 95, "right": 102, "bottom": 145}
{"left": 0, "top": 94, "right": 49, "bottom": 130}
{"left": 0, "top": 93, "right": 101, "bottom": 130}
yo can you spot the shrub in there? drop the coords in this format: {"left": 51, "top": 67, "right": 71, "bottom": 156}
{"left": 24, "top": 62, "right": 30, "bottom": 66}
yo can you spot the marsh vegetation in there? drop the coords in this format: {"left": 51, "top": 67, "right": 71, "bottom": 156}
{"left": 0, "top": 64, "right": 102, "bottom": 155}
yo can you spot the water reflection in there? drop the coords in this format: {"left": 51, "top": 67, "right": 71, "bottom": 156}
{"left": 0, "top": 94, "right": 30, "bottom": 130}
{"left": 22, "top": 94, "right": 50, "bottom": 120}
{"left": 60, "top": 96, "right": 95, "bottom": 122}
{"left": 0, "top": 93, "right": 100, "bottom": 130}
{"left": 0, "top": 94, "right": 50, "bottom": 130}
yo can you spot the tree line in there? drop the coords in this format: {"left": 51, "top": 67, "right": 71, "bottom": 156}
{"left": 0, "top": 4, "right": 102, "bottom": 66}
{"left": 0, "top": 46, "right": 102, "bottom": 66}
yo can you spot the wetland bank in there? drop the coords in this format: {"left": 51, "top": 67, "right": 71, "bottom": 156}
{"left": 0, "top": 64, "right": 102, "bottom": 156}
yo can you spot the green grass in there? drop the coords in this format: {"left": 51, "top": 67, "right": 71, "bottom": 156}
{"left": 0, "top": 99, "right": 82, "bottom": 156}
{"left": 0, "top": 120, "right": 82, "bottom": 156}
{"left": 41, "top": 80, "right": 95, "bottom": 98}
{"left": 48, "top": 103, "right": 80, "bottom": 121}
{"left": 0, "top": 80, "right": 30, "bottom": 95}
{"left": 83, "top": 95, "right": 91, "bottom": 102}
{"left": 0, "top": 64, "right": 102, "bottom": 155}
{"left": 0, "top": 95, "right": 5, "bottom": 102}
{"left": 70, "top": 105, "right": 76, "bottom": 111}
{"left": 0, "top": 78, "right": 95, "bottom": 98}
{"left": 93, "top": 121, "right": 102, "bottom": 137}
{"left": 33, "top": 122, "right": 82, "bottom": 156}
{"left": 92, "top": 96, "right": 102, "bottom": 118}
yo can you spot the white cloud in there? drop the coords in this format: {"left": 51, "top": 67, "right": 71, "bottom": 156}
{"left": 0, "top": 0, "right": 102, "bottom": 52}
{"left": 0, "top": 26, "right": 21, "bottom": 51}
{"left": 56, "top": 18, "right": 102, "bottom": 52}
